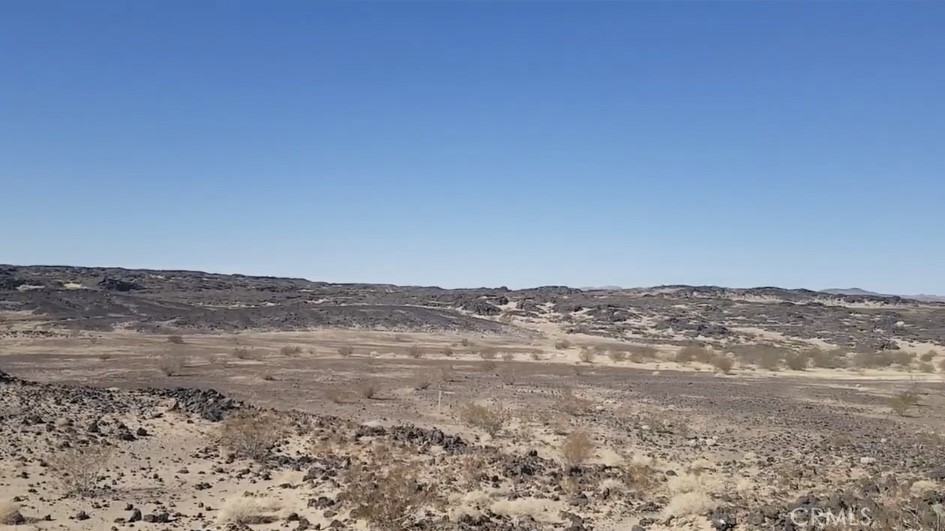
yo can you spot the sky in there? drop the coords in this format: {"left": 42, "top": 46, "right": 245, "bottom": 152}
{"left": 1, "top": 2, "right": 943, "bottom": 293}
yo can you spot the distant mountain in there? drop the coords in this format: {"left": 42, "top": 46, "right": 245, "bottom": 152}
{"left": 822, "top": 288, "right": 945, "bottom": 303}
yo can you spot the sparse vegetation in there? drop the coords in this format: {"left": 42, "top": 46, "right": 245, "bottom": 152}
{"left": 159, "top": 352, "right": 185, "bottom": 376}
{"left": 530, "top": 351, "right": 544, "bottom": 361}
{"left": 344, "top": 462, "right": 436, "bottom": 531}
{"left": 166, "top": 335, "right": 185, "bottom": 344}
{"left": 413, "top": 372, "right": 433, "bottom": 390}
{"left": 48, "top": 444, "right": 112, "bottom": 496}
{"left": 628, "top": 344, "right": 660, "bottom": 363}
{"left": 498, "top": 365, "right": 516, "bottom": 385}
{"left": 784, "top": 350, "right": 811, "bottom": 371}
{"left": 578, "top": 348, "right": 596, "bottom": 364}
{"left": 555, "top": 339, "right": 572, "bottom": 350}
{"left": 338, "top": 345, "right": 354, "bottom": 357}
{"left": 458, "top": 403, "right": 507, "bottom": 437}
{"left": 853, "top": 351, "right": 896, "bottom": 369}
{"left": 217, "top": 495, "right": 281, "bottom": 525}
{"left": 355, "top": 380, "right": 381, "bottom": 399}
{"left": 501, "top": 351, "right": 514, "bottom": 362}
{"left": 232, "top": 347, "right": 259, "bottom": 361}
{"left": 889, "top": 389, "right": 921, "bottom": 417}
{"left": 675, "top": 345, "right": 713, "bottom": 364}
{"left": 920, "top": 350, "right": 936, "bottom": 362}
{"left": 710, "top": 354, "right": 734, "bottom": 374}
{"left": 280, "top": 345, "right": 302, "bottom": 356}
{"left": 560, "top": 430, "right": 594, "bottom": 469}
{"left": 555, "top": 387, "right": 592, "bottom": 417}
{"left": 809, "top": 347, "right": 848, "bottom": 369}
{"left": 441, "top": 345, "right": 454, "bottom": 357}
{"left": 407, "top": 345, "right": 424, "bottom": 359}
{"left": 479, "top": 347, "right": 498, "bottom": 360}
{"left": 732, "top": 344, "right": 788, "bottom": 371}
{"left": 608, "top": 349, "right": 628, "bottom": 362}
{"left": 217, "top": 410, "right": 287, "bottom": 461}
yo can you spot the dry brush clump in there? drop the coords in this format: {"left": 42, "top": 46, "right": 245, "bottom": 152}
{"left": 608, "top": 349, "right": 628, "bottom": 363}
{"left": 407, "top": 345, "right": 424, "bottom": 359}
{"left": 555, "top": 338, "right": 572, "bottom": 350}
{"left": 578, "top": 348, "right": 596, "bottom": 364}
{"left": 675, "top": 345, "right": 714, "bottom": 365}
{"left": 458, "top": 403, "right": 508, "bottom": 437}
{"left": 216, "top": 495, "right": 281, "bottom": 525}
{"left": 344, "top": 461, "right": 437, "bottom": 531}
{"left": 338, "top": 344, "right": 355, "bottom": 357}
{"left": 280, "top": 345, "right": 303, "bottom": 356}
{"left": 158, "top": 351, "right": 186, "bottom": 376}
{"left": 166, "top": 334, "right": 185, "bottom": 344}
{"left": 355, "top": 379, "right": 382, "bottom": 399}
{"left": 809, "top": 347, "right": 849, "bottom": 369}
{"left": 217, "top": 410, "right": 288, "bottom": 461}
{"left": 889, "top": 389, "right": 922, "bottom": 417}
{"left": 628, "top": 344, "right": 660, "bottom": 363}
{"left": 732, "top": 344, "right": 788, "bottom": 371}
{"left": 479, "top": 347, "right": 498, "bottom": 360}
{"left": 555, "top": 387, "right": 592, "bottom": 417}
{"left": 560, "top": 430, "right": 594, "bottom": 470}
{"left": 47, "top": 444, "right": 112, "bottom": 497}
{"left": 710, "top": 354, "right": 735, "bottom": 374}
{"left": 232, "top": 347, "right": 261, "bottom": 361}
{"left": 784, "top": 350, "right": 811, "bottom": 371}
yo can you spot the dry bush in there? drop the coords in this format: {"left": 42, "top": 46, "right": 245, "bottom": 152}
{"left": 324, "top": 388, "right": 350, "bottom": 404}
{"left": 578, "top": 348, "right": 596, "bottom": 364}
{"left": 732, "top": 344, "right": 787, "bottom": 370}
{"left": 217, "top": 495, "right": 281, "bottom": 525}
{"left": 853, "top": 351, "right": 895, "bottom": 369}
{"left": 555, "top": 339, "right": 572, "bottom": 350}
{"left": 918, "top": 362, "right": 936, "bottom": 373}
{"left": 939, "top": 358, "right": 945, "bottom": 372}
{"left": 784, "top": 351, "right": 811, "bottom": 371}
{"left": 892, "top": 350, "right": 917, "bottom": 366}
{"left": 355, "top": 380, "right": 381, "bottom": 399}
{"left": 337, "top": 345, "right": 354, "bottom": 357}
{"left": 407, "top": 345, "right": 424, "bottom": 359}
{"left": 710, "top": 355, "right": 734, "bottom": 374}
{"left": 889, "top": 389, "right": 921, "bottom": 417}
{"left": 0, "top": 500, "right": 24, "bottom": 525}
{"left": 499, "top": 312, "right": 514, "bottom": 324}
{"left": 97, "top": 352, "right": 113, "bottom": 361}
{"left": 608, "top": 349, "right": 628, "bottom": 363}
{"left": 460, "top": 338, "right": 473, "bottom": 347}
{"left": 232, "top": 347, "right": 259, "bottom": 361}
{"left": 413, "top": 372, "right": 433, "bottom": 391}
{"left": 555, "top": 387, "right": 592, "bottom": 417}
{"left": 480, "top": 360, "right": 498, "bottom": 372}
{"left": 809, "top": 347, "right": 848, "bottom": 369}
{"left": 344, "top": 462, "right": 436, "bottom": 531}
{"left": 458, "top": 403, "right": 507, "bottom": 437}
{"left": 560, "top": 430, "right": 594, "bottom": 469}
{"left": 920, "top": 350, "right": 937, "bottom": 362}
{"left": 479, "top": 347, "right": 498, "bottom": 360}
{"left": 675, "top": 345, "right": 713, "bottom": 364}
{"left": 48, "top": 445, "right": 112, "bottom": 496}
{"left": 280, "top": 345, "right": 303, "bottom": 356}
{"left": 501, "top": 351, "right": 514, "bottom": 362}
{"left": 441, "top": 345, "right": 454, "bottom": 357}
{"left": 624, "top": 460, "right": 657, "bottom": 491}
{"left": 166, "top": 335, "right": 185, "bottom": 344}
{"left": 159, "top": 352, "right": 185, "bottom": 376}
{"left": 217, "top": 411, "right": 288, "bottom": 461}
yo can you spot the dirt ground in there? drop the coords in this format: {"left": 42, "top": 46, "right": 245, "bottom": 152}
{"left": 3, "top": 328, "right": 945, "bottom": 530}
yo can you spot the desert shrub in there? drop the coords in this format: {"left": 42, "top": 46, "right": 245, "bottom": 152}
{"left": 218, "top": 411, "right": 287, "bottom": 461}
{"left": 624, "top": 460, "right": 657, "bottom": 491}
{"left": 338, "top": 345, "right": 354, "bottom": 357}
{"left": 555, "top": 387, "right": 592, "bottom": 417}
{"left": 407, "top": 345, "right": 424, "bottom": 359}
{"left": 460, "top": 338, "right": 473, "bottom": 347}
{"left": 480, "top": 360, "right": 498, "bottom": 372}
{"left": 479, "top": 347, "right": 498, "bottom": 360}
{"left": 324, "top": 388, "right": 350, "bottom": 404}
{"left": 441, "top": 345, "right": 454, "bottom": 357}
{"left": 159, "top": 352, "right": 185, "bottom": 376}
{"left": 280, "top": 345, "right": 302, "bottom": 356}
{"left": 0, "top": 499, "right": 24, "bottom": 525}
{"left": 809, "top": 347, "right": 848, "bottom": 369}
{"left": 628, "top": 345, "right": 660, "bottom": 363}
{"left": 732, "top": 344, "right": 787, "bottom": 370}
{"left": 499, "top": 312, "right": 514, "bottom": 324}
{"left": 918, "top": 362, "right": 935, "bottom": 373}
{"left": 939, "top": 358, "right": 945, "bottom": 372}
{"left": 555, "top": 339, "right": 572, "bottom": 350}
{"left": 345, "top": 462, "right": 435, "bottom": 531}
{"left": 413, "top": 372, "right": 433, "bottom": 391}
{"left": 501, "top": 351, "right": 514, "bottom": 362}
{"left": 531, "top": 351, "right": 544, "bottom": 361}
{"left": 892, "top": 350, "right": 916, "bottom": 366}
{"left": 232, "top": 347, "right": 259, "bottom": 361}
{"left": 97, "top": 352, "right": 113, "bottom": 361}
{"left": 356, "top": 380, "right": 381, "bottom": 399}
{"left": 166, "top": 335, "right": 185, "bottom": 344}
{"left": 578, "top": 348, "right": 596, "bottom": 364}
{"left": 458, "top": 403, "right": 507, "bottom": 437}
{"left": 710, "top": 355, "right": 734, "bottom": 374}
{"left": 48, "top": 444, "right": 112, "bottom": 496}
{"left": 784, "top": 351, "right": 811, "bottom": 371}
{"left": 438, "top": 365, "right": 455, "bottom": 384}
{"left": 889, "top": 389, "right": 921, "bottom": 417}
{"left": 216, "top": 495, "right": 281, "bottom": 525}
{"left": 920, "top": 350, "right": 937, "bottom": 362}
{"left": 853, "top": 351, "right": 895, "bottom": 369}
{"left": 675, "top": 345, "right": 713, "bottom": 364}
{"left": 608, "top": 349, "right": 628, "bottom": 363}
{"left": 560, "top": 430, "right": 594, "bottom": 469}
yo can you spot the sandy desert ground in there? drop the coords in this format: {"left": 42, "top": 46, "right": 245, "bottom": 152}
{"left": 3, "top": 266, "right": 945, "bottom": 530}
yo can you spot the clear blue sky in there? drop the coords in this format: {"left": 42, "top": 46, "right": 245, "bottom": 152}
{"left": 2, "top": 2, "right": 943, "bottom": 293}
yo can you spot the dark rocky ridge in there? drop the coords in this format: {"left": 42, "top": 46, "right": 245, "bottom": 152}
{"left": 3, "top": 264, "right": 945, "bottom": 351}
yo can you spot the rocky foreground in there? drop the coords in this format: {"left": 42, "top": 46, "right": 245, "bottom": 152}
{"left": 2, "top": 369, "right": 945, "bottom": 530}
